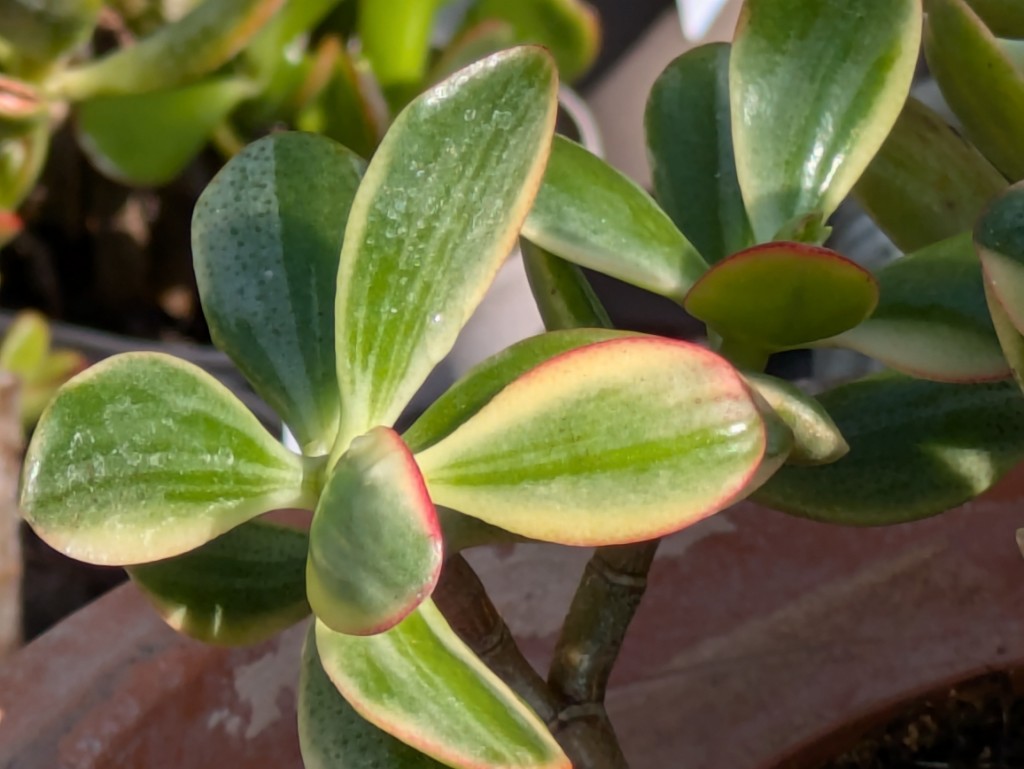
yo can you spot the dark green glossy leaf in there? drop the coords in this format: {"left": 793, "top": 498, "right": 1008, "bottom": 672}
{"left": 315, "top": 603, "right": 569, "bottom": 768}
{"left": 193, "top": 132, "right": 364, "bottom": 455}
{"left": 645, "top": 43, "right": 751, "bottom": 264}
{"left": 829, "top": 233, "right": 1008, "bottom": 382}
{"left": 683, "top": 242, "right": 878, "bottom": 351}
{"left": 129, "top": 520, "right": 309, "bottom": 645}
{"left": 966, "top": 0, "right": 1024, "bottom": 37}
{"left": 333, "top": 47, "right": 557, "bottom": 452}
{"left": 21, "top": 352, "right": 318, "bottom": 565}
{"left": 307, "top": 427, "right": 441, "bottom": 636}
{"left": 755, "top": 373, "right": 1024, "bottom": 524}
{"left": 521, "top": 238, "right": 612, "bottom": 332}
{"left": 853, "top": 97, "right": 1007, "bottom": 253}
{"left": 730, "top": 0, "right": 921, "bottom": 243}
{"left": 743, "top": 373, "right": 848, "bottom": 465}
{"left": 976, "top": 182, "right": 1024, "bottom": 333}
{"left": 925, "top": 0, "right": 1024, "bottom": 179}
{"left": 523, "top": 135, "right": 706, "bottom": 304}
{"left": 77, "top": 77, "right": 255, "bottom": 187}
{"left": 299, "top": 624, "right": 447, "bottom": 769}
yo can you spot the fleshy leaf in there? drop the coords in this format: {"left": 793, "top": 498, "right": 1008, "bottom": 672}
{"left": 984, "top": 279, "right": 1024, "bottom": 392}
{"left": 193, "top": 132, "right": 364, "bottom": 455}
{"left": 357, "top": 0, "right": 439, "bottom": 93}
{"left": 77, "top": 77, "right": 255, "bottom": 187}
{"left": 0, "top": 0, "right": 101, "bottom": 65}
{"left": 49, "top": 0, "right": 284, "bottom": 100}
{"left": 683, "top": 242, "right": 878, "bottom": 352}
{"left": 308, "top": 427, "right": 441, "bottom": 636}
{"left": 415, "top": 337, "right": 790, "bottom": 546}
{"left": 299, "top": 624, "right": 447, "bottom": 769}
{"left": 428, "top": 20, "right": 519, "bottom": 84}
{"left": 975, "top": 182, "right": 1024, "bottom": 335}
{"left": 404, "top": 327, "right": 630, "bottom": 453}
{"left": 925, "top": 0, "right": 1024, "bottom": 180}
{"left": 645, "top": 43, "right": 752, "bottom": 265}
{"left": 965, "top": 0, "right": 1024, "bottom": 39}
{"left": 315, "top": 602, "right": 569, "bottom": 769}
{"left": 853, "top": 97, "right": 1008, "bottom": 253}
{"left": 20, "top": 352, "right": 317, "bottom": 565}
{"left": 743, "top": 373, "right": 848, "bottom": 465}
{"left": 521, "top": 238, "right": 612, "bottom": 333}
{"left": 522, "top": 135, "right": 706, "bottom": 304}
{"left": 333, "top": 47, "right": 557, "bottom": 452}
{"left": 464, "top": 0, "right": 600, "bottom": 81}
{"left": 730, "top": 0, "right": 921, "bottom": 243}
{"left": 0, "top": 309, "right": 49, "bottom": 376}
{"left": 0, "top": 122, "right": 48, "bottom": 210}
{"left": 129, "top": 520, "right": 309, "bottom": 645}
{"left": 754, "top": 373, "right": 1024, "bottom": 524}
{"left": 827, "top": 233, "right": 1008, "bottom": 382}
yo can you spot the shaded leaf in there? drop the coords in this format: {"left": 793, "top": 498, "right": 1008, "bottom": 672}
{"left": 333, "top": 47, "right": 557, "bottom": 452}
{"left": 523, "top": 135, "right": 706, "bottom": 304}
{"left": 129, "top": 520, "right": 310, "bottom": 645}
{"left": 975, "top": 182, "right": 1024, "bottom": 333}
{"left": 984, "top": 278, "right": 1024, "bottom": 393}
{"left": 521, "top": 238, "right": 612, "bottom": 332}
{"left": 0, "top": 0, "right": 101, "bottom": 65}
{"left": 193, "top": 132, "right": 364, "bottom": 455}
{"left": 20, "top": 352, "right": 318, "bottom": 565}
{"left": 730, "top": 0, "right": 921, "bottom": 242}
{"left": 315, "top": 602, "right": 569, "bottom": 769}
{"left": 965, "top": 0, "right": 1024, "bottom": 38}
{"left": 415, "top": 336, "right": 791, "bottom": 546}
{"left": 645, "top": 43, "right": 752, "bottom": 264}
{"left": 744, "top": 373, "right": 848, "bottom": 465}
{"left": 428, "top": 20, "right": 519, "bottom": 84}
{"left": 755, "top": 373, "right": 1024, "bottom": 524}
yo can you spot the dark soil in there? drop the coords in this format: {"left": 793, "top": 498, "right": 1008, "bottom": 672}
{"left": 819, "top": 672, "right": 1024, "bottom": 769}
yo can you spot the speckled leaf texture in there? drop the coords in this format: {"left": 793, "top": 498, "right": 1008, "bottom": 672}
{"left": 755, "top": 373, "right": 1024, "bottom": 524}
{"left": 523, "top": 135, "right": 706, "bottom": 303}
{"left": 129, "top": 520, "right": 309, "bottom": 645}
{"left": 193, "top": 132, "right": 365, "bottom": 455}
{"left": 20, "top": 352, "right": 317, "bottom": 565}
{"left": 333, "top": 47, "right": 557, "bottom": 452}
{"left": 315, "top": 602, "right": 569, "bottom": 769}
{"left": 730, "top": 0, "right": 921, "bottom": 243}
{"left": 415, "top": 336, "right": 792, "bottom": 545}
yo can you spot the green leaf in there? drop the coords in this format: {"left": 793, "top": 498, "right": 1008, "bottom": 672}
{"left": 0, "top": 122, "right": 48, "bottom": 210}
{"left": 299, "top": 624, "right": 447, "bottom": 769}
{"left": 20, "top": 352, "right": 318, "bottom": 566}
{"left": 645, "top": 43, "right": 752, "bottom": 265}
{"left": 333, "top": 47, "right": 557, "bottom": 453}
{"left": 743, "top": 373, "right": 848, "bottom": 465}
{"left": 826, "top": 233, "right": 1008, "bottom": 382}
{"left": 49, "top": 0, "right": 285, "bottom": 100}
{"left": 307, "top": 427, "right": 441, "bottom": 636}
{"left": 683, "top": 242, "right": 878, "bottom": 352}
{"left": 77, "top": 77, "right": 255, "bottom": 187}
{"left": 428, "top": 20, "right": 519, "bottom": 85}
{"left": 404, "top": 328, "right": 630, "bottom": 453}
{"left": 521, "top": 238, "right": 612, "bottom": 332}
{"left": 464, "top": 0, "right": 600, "bottom": 81}
{"left": 0, "top": 309, "right": 49, "bottom": 376}
{"left": 357, "top": 0, "right": 439, "bottom": 92}
{"left": 415, "top": 336, "right": 791, "bottom": 545}
{"left": 730, "top": 0, "right": 921, "bottom": 243}
{"left": 976, "top": 183, "right": 1024, "bottom": 333}
{"left": 193, "top": 132, "right": 364, "bottom": 455}
{"left": 129, "top": 520, "right": 309, "bottom": 645}
{"left": 754, "top": 373, "right": 1024, "bottom": 524}
{"left": 0, "top": 0, "right": 101, "bottom": 66}
{"left": 853, "top": 97, "right": 1008, "bottom": 253}
{"left": 315, "top": 601, "right": 569, "bottom": 769}
{"left": 984, "top": 278, "right": 1024, "bottom": 393}
{"left": 965, "top": 0, "right": 1024, "bottom": 38}
{"left": 925, "top": 0, "right": 1024, "bottom": 180}
{"left": 522, "top": 135, "right": 707, "bottom": 304}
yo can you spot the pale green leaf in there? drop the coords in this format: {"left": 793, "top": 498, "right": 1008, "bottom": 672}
{"left": 730, "top": 0, "right": 921, "bottom": 243}
{"left": 20, "top": 352, "right": 318, "bottom": 565}
{"left": 743, "top": 373, "right": 848, "bottom": 465}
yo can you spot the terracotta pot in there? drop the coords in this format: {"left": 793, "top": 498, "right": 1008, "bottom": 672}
{"left": 3, "top": 470, "right": 1024, "bottom": 769}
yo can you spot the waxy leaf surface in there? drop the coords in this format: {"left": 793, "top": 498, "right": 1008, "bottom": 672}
{"left": 521, "top": 238, "right": 613, "bottom": 332}
{"left": 730, "top": 0, "right": 921, "bottom": 243}
{"left": 976, "top": 182, "right": 1024, "bottom": 334}
{"left": 21, "top": 353, "right": 314, "bottom": 565}
{"left": 193, "top": 132, "right": 364, "bottom": 455}
{"left": 853, "top": 97, "right": 1007, "bottom": 253}
{"left": 415, "top": 337, "right": 788, "bottom": 546}
{"left": 683, "top": 242, "right": 878, "bottom": 351}
{"left": 744, "top": 373, "right": 848, "bottom": 465}
{"left": 925, "top": 0, "right": 1024, "bottom": 180}
{"left": 830, "top": 233, "right": 1007, "bottom": 382}
{"left": 78, "top": 77, "right": 255, "bottom": 187}
{"left": 299, "top": 625, "right": 447, "bottom": 769}
{"left": 316, "top": 602, "right": 569, "bottom": 769}
{"left": 334, "top": 48, "right": 557, "bottom": 451}
{"left": 645, "top": 43, "right": 751, "bottom": 265}
{"left": 130, "top": 520, "right": 309, "bottom": 645}
{"left": 984, "top": 279, "right": 1024, "bottom": 393}
{"left": 755, "top": 373, "right": 1024, "bottom": 524}
{"left": 307, "top": 427, "right": 441, "bottom": 636}
{"left": 523, "top": 135, "right": 706, "bottom": 303}
{"left": 966, "top": 0, "right": 1024, "bottom": 37}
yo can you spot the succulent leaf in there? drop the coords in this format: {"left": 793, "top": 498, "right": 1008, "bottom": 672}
{"left": 743, "top": 373, "right": 848, "bottom": 465}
